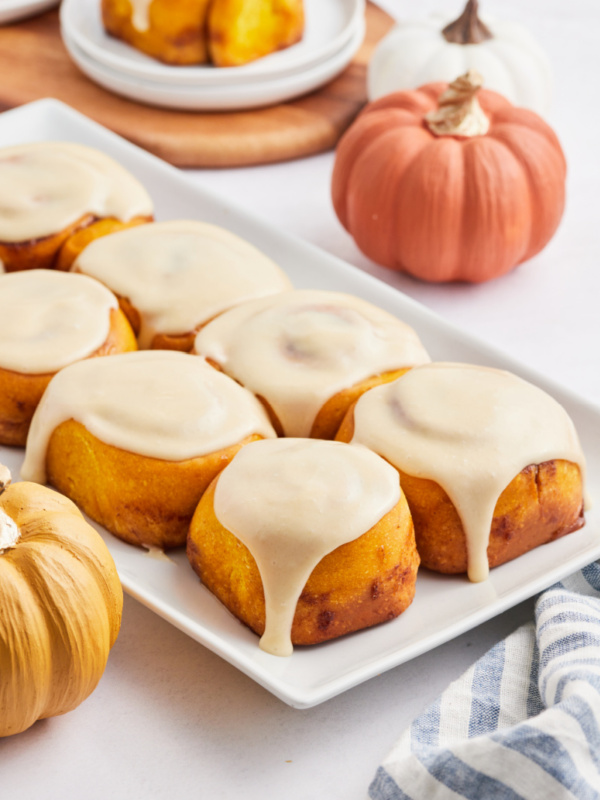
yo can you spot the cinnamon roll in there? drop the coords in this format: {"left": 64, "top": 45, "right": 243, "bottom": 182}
{"left": 21, "top": 350, "right": 276, "bottom": 549}
{"left": 194, "top": 289, "right": 431, "bottom": 439}
{"left": 337, "top": 363, "right": 587, "bottom": 582}
{"left": 187, "top": 438, "right": 419, "bottom": 655}
{"left": 0, "top": 270, "right": 136, "bottom": 447}
{"left": 0, "top": 142, "right": 153, "bottom": 273}
{"left": 72, "top": 220, "right": 292, "bottom": 352}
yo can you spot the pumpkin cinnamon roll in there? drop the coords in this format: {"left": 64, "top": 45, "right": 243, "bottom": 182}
{"left": 208, "top": 0, "right": 305, "bottom": 67}
{"left": 0, "top": 270, "right": 136, "bottom": 447}
{"left": 336, "top": 363, "right": 587, "bottom": 582}
{"left": 0, "top": 142, "right": 153, "bottom": 273}
{"left": 194, "top": 289, "right": 431, "bottom": 439}
{"left": 102, "top": 0, "right": 212, "bottom": 66}
{"left": 101, "top": 0, "right": 305, "bottom": 67}
{"left": 21, "top": 350, "right": 276, "bottom": 550}
{"left": 187, "top": 438, "right": 419, "bottom": 655}
{"left": 71, "top": 220, "right": 292, "bottom": 352}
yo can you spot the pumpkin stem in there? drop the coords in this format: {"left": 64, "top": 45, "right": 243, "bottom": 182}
{"left": 0, "top": 464, "right": 11, "bottom": 495}
{"left": 0, "top": 510, "right": 19, "bottom": 553}
{"left": 425, "top": 70, "right": 490, "bottom": 138}
{"left": 0, "top": 466, "right": 19, "bottom": 554}
{"left": 442, "top": 0, "right": 493, "bottom": 44}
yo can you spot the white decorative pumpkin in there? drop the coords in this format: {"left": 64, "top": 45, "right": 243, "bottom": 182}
{"left": 368, "top": 0, "right": 552, "bottom": 116}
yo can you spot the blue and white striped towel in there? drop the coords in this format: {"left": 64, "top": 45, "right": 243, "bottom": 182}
{"left": 370, "top": 562, "right": 600, "bottom": 800}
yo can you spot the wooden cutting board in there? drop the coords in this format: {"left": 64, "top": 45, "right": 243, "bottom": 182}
{"left": 0, "top": 3, "right": 393, "bottom": 167}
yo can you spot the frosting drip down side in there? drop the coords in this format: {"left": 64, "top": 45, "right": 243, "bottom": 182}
{"left": 213, "top": 438, "right": 401, "bottom": 656}
{"left": 350, "top": 363, "right": 587, "bottom": 582}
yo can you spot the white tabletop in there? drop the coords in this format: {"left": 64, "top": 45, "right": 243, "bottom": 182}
{"left": 2, "top": 1, "right": 599, "bottom": 798}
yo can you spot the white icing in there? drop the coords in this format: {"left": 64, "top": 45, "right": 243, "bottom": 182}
{"left": 0, "top": 142, "right": 153, "bottom": 243}
{"left": 73, "top": 220, "right": 292, "bottom": 348}
{"left": 128, "top": 0, "right": 152, "bottom": 31}
{"left": 350, "top": 363, "right": 587, "bottom": 583}
{"left": 21, "top": 350, "right": 276, "bottom": 485}
{"left": 213, "top": 438, "right": 401, "bottom": 656}
{"left": 0, "top": 270, "right": 118, "bottom": 374}
{"left": 194, "top": 290, "right": 431, "bottom": 437}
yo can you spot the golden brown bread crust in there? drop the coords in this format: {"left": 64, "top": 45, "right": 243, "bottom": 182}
{"left": 0, "top": 213, "right": 95, "bottom": 272}
{"left": 98, "top": 298, "right": 221, "bottom": 353}
{"left": 0, "top": 215, "right": 152, "bottom": 273}
{"left": 208, "top": 0, "right": 305, "bottom": 67}
{"left": 310, "top": 368, "right": 410, "bottom": 440}
{"left": 102, "top": 0, "right": 212, "bottom": 65}
{"left": 187, "top": 476, "right": 420, "bottom": 646}
{"left": 102, "top": 0, "right": 304, "bottom": 67}
{"left": 203, "top": 362, "right": 412, "bottom": 440}
{"left": 46, "top": 423, "right": 265, "bottom": 549}
{"left": 113, "top": 298, "right": 207, "bottom": 352}
{"left": 398, "top": 462, "right": 584, "bottom": 573}
{"left": 56, "top": 216, "right": 152, "bottom": 271}
{"left": 336, "top": 408, "right": 585, "bottom": 574}
{"left": 0, "top": 308, "right": 137, "bottom": 447}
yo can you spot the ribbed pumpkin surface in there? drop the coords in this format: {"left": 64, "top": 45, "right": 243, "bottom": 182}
{"left": 0, "top": 481, "right": 122, "bottom": 737}
{"left": 332, "top": 84, "right": 566, "bottom": 283}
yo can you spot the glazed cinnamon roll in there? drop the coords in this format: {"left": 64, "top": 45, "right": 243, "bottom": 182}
{"left": 0, "top": 270, "right": 136, "bottom": 447}
{"left": 187, "top": 438, "right": 419, "bottom": 655}
{"left": 102, "top": 0, "right": 212, "bottom": 66}
{"left": 337, "top": 363, "right": 587, "bottom": 582}
{"left": 21, "top": 350, "right": 276, "bottom": 550}
{"left": 71, "top": 220, "right": 292, "bottom": 352}
{"left": 194, "top": 289, "right": 431, "bottom": 439}
{"left": 0, "top": 142, "right": 153, "bottom": 273}
{"left": 101, "top": 0, "right": 305, "bottom": 67}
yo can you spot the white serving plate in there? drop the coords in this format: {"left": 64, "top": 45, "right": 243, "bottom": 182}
{"left": 61, "top": 0, "right": 364, "bottom": 86}
{"left": 61, "top": 17, "right": 365, "bottom": 110}
{"left": 1, "top": 99, "right": 599, "bottom": 709}
{"left": 0, "top": 0, "right": 57, "bottom": 25}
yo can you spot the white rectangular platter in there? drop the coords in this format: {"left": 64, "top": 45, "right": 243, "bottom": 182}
{"left": 1, "top": 99, "right": 599, "bottom": 709}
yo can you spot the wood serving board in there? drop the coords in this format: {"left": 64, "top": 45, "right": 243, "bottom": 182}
{"left": 0, "top": 3, "right": 393, "bottom": 168}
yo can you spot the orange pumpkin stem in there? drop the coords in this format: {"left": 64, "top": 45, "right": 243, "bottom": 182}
{"left": 442, "top": 0, "right": 493, "bottom": 44}
{"left": 425, "top": 70, "right": 490, "bottom": 138}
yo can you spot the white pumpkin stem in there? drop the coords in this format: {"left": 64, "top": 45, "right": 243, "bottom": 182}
{"left": 425, "top": 70, "right": 490, "bottom": 138}
{"left": 442, "top": 0, "right": 493, "bottom": 44}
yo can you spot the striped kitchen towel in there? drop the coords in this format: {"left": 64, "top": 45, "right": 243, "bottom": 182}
{"left": 370, "top": 561, "right": 600, "bottom": 800}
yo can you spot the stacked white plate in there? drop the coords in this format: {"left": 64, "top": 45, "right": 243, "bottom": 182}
{"left": 0, "top": 0, "right": 58, "bottom": 26}
{"left": 60, "top": 0, "right": 366, "bottom": 111}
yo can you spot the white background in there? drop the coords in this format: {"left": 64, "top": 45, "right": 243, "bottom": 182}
{"left": 2, "top": 1, "right": 599, "bottom": 798}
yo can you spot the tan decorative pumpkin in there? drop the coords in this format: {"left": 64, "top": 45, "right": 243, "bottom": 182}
{"left": 0, "top": 466, "right": 123, "bottom": 737}
{"left": 332, "top": 70, "right": 566, "bottom": 283}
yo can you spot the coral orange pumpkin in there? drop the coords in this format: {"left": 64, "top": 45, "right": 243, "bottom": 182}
{"left": 332, "top": 71, "right": 566, "bottom": 283}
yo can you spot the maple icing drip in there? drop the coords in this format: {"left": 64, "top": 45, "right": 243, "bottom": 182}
{"left": 350, "top": 363, "right": 587, "bottom": 582}
{"left": 213, "top": 438, "right": 401, "bottom": 656}
{"left": 128, "top": 0, "right": 153, "bottom": 31}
